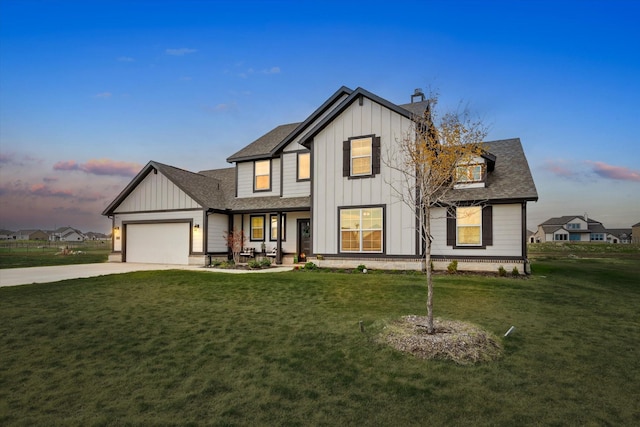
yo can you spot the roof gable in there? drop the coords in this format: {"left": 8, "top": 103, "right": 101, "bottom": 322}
{"left": 226, "top": 86, "right": 354, "bottom": 163}
{"left": 102, "top": 161, "right": 229, "bottom": 215}
{"left": 300, "top": 87, "right": 417, "bottom": 147}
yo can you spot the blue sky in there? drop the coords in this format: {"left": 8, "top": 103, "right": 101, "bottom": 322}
{"left": 1, "top": 0, "right": 638, "bottom": 233}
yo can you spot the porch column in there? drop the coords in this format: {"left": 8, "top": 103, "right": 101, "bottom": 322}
{"left": 276, "top": 211, "right": 282, "bottom": 265}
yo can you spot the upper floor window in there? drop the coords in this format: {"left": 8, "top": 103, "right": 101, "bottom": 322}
{"left": 297, "top": 152, "right": 310, "bottom": 181}
{"left": 254, "top": 160, "right": 271, "bottom": 191}
{"left": 343, "top": 135, "right": 381, "bottom": 179}
{"left": 567, "top": 223, "right": 581, "bottom": 229}
{"left": 351, "top": 137, "right": 372, "bottom": 176}
{"left": 455, "top": 164, "right": 483, "bottom": 183}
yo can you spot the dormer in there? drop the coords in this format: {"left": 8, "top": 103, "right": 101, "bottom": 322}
{"left": 454, "top": 151, "right": 496, "bottom": 189}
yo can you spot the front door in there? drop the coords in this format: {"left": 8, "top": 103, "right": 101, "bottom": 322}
{"left": 297, "top": 219, "right": 311, "bottom": 262}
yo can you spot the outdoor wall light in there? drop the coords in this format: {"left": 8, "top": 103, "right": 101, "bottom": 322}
{"left": 193, "top": 224, "right": 200, "bottom": 229}
{"left": 114, "top": 226, "right": 120, "bottom": 231}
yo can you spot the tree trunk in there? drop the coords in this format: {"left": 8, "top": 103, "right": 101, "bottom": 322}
{"left": 425, "top": 208, "right": 435, "bottom": 334}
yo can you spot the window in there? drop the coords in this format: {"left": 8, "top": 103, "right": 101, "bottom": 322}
{"left": 340, "top": 207, "right": 383, "bottom": 253}
{"left": 567, "top": 223, "right": 580, "bottom": 230}
{"left": 455, "top": 164, "right": 483, "bottom": 183}
{"left": 270, "top": 214, "right": 286, "bottom": 241}
{"left": 297, "top": 152, "right": 310, "bottom": 181}
{"left": 343, "top": 135, "right": 380, "bottom": 178}
{"left": 456, "top": 206, "right": 482, "bottom": 246}
{"left": 591, "top": 233, "right": 604, "bottom": 241}
{"left": 446, "top": 206, "right": 492, "bottom": 248}
{"left": 351, "top": 137, "right": 372, "bottom": 176}
{"left": 254, "top": 160, "right": 271, "bottom": 191}
{"left": 569, "top": 233, "right": 581, "bottom": 241}
{"left": 554, "top": 233, "right": 568, "bottom": 241}
{"left": 250, "top": 216, "right": 265, "bottom": 241}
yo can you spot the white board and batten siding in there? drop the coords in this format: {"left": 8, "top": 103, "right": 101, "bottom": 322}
{"left": 207, "top": 213, "right": 229, "bottom": 252}
{"left": 236, "top": 159, "right": 281, "bottom": 198}
{"left": 112, "top": 170, "right": 205, "bottom": 255}
{"left": 430, "top": 204, "right": 524, "bottom": 257}
{"left": 281, "top": 152, "right": 310, "bottom": 197}
{"left": 312, "top": 98, "right": 416, "bottom": 256}
{"left": 115, "top": 170, "right": 201, "bottom": 213}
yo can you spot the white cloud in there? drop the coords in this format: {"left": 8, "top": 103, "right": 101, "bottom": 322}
{"left": 117, "top": 56, "right": 135, "bottom": 62}
{"left": 95, "top": 92, "right": 112, "bottom": 99}
{"left": 165, "top": 48, "right": 197, "bottom": 56}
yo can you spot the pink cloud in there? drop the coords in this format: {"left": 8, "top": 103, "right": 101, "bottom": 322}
{"left": 29, "top": 183, "right": 74, "bottom": 198}
{"left": 54, "top": 158, "right": 142, "bottom": 177}
{"left": 587, "top": 161, "right": 640, "bottom": 182}
{"left": 53, "top": 160, "right": 81, "bottom": 171}
{"left": 542, "top": 159, "right": 578, "bottom": 178}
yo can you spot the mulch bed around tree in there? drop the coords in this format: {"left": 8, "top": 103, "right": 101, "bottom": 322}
{"left": 377, "top": 316, "right": 503, "bottom": 365}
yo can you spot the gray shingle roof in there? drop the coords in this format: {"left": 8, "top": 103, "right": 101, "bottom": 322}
{"left": 443, "top": 138, "right": 538, "bottom": 203}
{"left": 226, "top": 123, "right": 301, "bottom": 163}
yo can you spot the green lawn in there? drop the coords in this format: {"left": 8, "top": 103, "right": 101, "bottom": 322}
{"left": 1, "top": 255, "right": 638, "bottom": 425}
{"left": 0, "top": 241, "right": 110, "bottom": 268}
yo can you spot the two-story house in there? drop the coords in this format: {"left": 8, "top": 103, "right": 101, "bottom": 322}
{"left": 102, "top": 86, "right": 538, "bottom": 272}
{"left": 532, "top": 215, "right": 608, "bottom": 243}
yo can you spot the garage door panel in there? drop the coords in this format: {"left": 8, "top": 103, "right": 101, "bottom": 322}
{"left": 126, "top": 223, "right": 190, "bottom": 264}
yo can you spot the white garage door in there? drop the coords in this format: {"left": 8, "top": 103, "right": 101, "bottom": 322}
{"left": 126, "top": 223, "right": 190, "bottom": 265}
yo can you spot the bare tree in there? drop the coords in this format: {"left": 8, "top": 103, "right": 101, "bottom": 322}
{"left": 224, "top": 228, "right": 246, "bottom": 264}
{"left": 386, "top": 91, "right": 488, "bottom": 333}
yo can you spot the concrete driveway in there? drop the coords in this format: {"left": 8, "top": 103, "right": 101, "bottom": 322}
{"left": 0, "top": 263, "right": 293, "bottom": 287}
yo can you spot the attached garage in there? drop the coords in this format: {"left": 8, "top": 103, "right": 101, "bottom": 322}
{"left": 125, "top": 222, "right": 191, "bottom": 265}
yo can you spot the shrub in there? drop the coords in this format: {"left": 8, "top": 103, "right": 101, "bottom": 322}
{"left": 498, "top": 266, "right": 507, "bottom": 276}
{"left": 248, "top": 260, "right": 261, "bottom": 269}
{"left": 511, "top": 266, "right": 520, "bottom": 276}
{"left": 356, "top": 264, "right": 367, "bottom": 272}
{"left": 304, "top": 261, "right": 318, "bottom": 270}
{"left": 447, "top": 260, "right": 458, "bottom": 274}
{"left": 260, "top": 258, "right": 271, "bottom": 268}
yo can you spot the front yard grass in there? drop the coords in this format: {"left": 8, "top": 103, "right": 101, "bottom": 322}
{"left": 0, "top": 241, "right": 110, "bottom": 268}
{"left": 1, "top": 255, "right": 638, "bottom": 425}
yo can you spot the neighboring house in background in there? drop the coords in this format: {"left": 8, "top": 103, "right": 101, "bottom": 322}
{"left": 606, "top": 229, "right": 632, "bottom": 244}
{"left": 85, "top": 232, "right": 110, "bottom": 241}
{"left": 0, "top": 229, "right": 14, "bottom": 240}
{"left": 103, "top": 86, "right": 538, "bottom": 272}
{"left": 532, "top": 215, "right": 608, "bottom": 243}
{"left": 632, "top": 222, "right": 640, "bottom": 244}
{"left": 12, "top": 229, "right": 49, "bottom": 241}
{"left": 49, "top": 227, "right": 86, "bottom": 242}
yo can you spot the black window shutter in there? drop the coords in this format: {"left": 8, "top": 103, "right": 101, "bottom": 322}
{"left": 343, "top": 140, "right": 350, "bottom": 177}
{"left": 482, "top": 205, "right": 493, "bottom": 246}
{"left": 372, "top": 136, "right": 381, "bottom": 175}
{"left": 446, "top": 207, "right": 456, "bottom": 246}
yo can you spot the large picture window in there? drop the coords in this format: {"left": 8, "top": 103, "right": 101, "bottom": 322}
{"left": 297, "top": 152, "right": 310, "bottom": 181}
{"left": 254, "top": 160, "right": 271, "bottom": 191}
{"left": 340, "top": 207, "right": 383, "bottom": 253}
{"left": 250, "top": 215, "right": 265, "bottom": 241}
